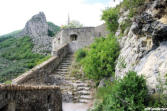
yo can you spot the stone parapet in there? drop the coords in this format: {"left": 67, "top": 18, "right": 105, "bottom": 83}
{"left": 0, "top": 84, "right": 62, "bottom": 111}
{"left": 12, "top": 43, "right": 69, "bottom": 85}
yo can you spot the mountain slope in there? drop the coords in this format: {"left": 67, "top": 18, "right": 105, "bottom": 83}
{"left": 18, "top": 12, "right": 60, "bottom": 54}
{"left": 0, "top": 12, "right": 61, "bottom": 83}
{"left": 48, "top": 22, "right": 60, "bottom": 37}
{"left": 0, "top": 36, "right": 50, "bottom": 83}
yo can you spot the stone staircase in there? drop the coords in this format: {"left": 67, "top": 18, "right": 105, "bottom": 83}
{"left": 49, "top": 54, "right": 94, "bottom": 105}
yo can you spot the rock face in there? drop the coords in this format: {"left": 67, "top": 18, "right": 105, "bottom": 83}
{"left": 115, "top": 0, "right": 167, "bottom": 90}
{"left": 19, "top": 12, "right": 53, "bottom": 55}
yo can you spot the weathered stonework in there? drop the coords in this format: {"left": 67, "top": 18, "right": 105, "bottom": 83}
{"left": 115, "top": 0, "right": 167, "bottom": 91}
{"left": 52, "top": 24, "right": 108, "bottom": 53}
{"left": 0, "top": 85, "right": 62, "bottom": 111}
{"left": 0, "top": 44, "right": 70, "bottom": 110}
{"left": 12, "top": 44, "right": 69, "bottom": 85}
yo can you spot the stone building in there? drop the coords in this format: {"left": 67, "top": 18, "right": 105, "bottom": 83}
{"left": 52, "top": 24, "right": 108, "bottom": 54}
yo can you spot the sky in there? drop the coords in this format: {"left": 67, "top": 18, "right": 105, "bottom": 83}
{"left": 0, "top": 0, "right": 122, "bottom": 35}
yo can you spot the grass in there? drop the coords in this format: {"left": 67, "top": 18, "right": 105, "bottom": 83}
{"left": 0, "top": 36, "right": 51, "bottom": 83}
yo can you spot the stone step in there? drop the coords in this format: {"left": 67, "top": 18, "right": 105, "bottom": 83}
{"left": 79, "top": 95, "right": 92, "bottom": 100}
{"left": 61, "top": 63, "right": 71, "bottom": 65}
{"left": 63, "top": 60, "right": 72, "bottom": 62}
{"left": 59, "top": 65, "right": 71, "bottom": 67}
{"left": 77, "top": 99, "right": 91, "bottom": 103}
{"left": 54, "top": 72, "right": 68, "bottom": 75}
{"left": 56, "top": 70, "right": 69, "bottom": 72}
{"left": 76, "top": 90, "right": 91, "bottom": 95}
{"left": 58, "top": 66, "right": 70, "bottom": 69}
{"left": 57, "top": 67, "right": 69, "bottom": 70}
{"left": 61, "top": 62, "right": 72, "bottom": 65}
{"left": 76, "top": 84, "right": 89, "bottom": 88}
{"left": 77, "top": 87, "right": 91, "bottom": 91}
{"left": 56, "top": 68, "right": 69, "bottom": 71}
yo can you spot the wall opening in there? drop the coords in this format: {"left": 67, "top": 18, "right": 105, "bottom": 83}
{"left": 47, "top": 94, "right": 51, "bottom": 103}
{"left": 70, "top": 34, "right": 78, "bottom": 41}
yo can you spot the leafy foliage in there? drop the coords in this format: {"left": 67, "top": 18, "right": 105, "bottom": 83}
{"left": 102, "top": 8, "right": 119, "bottom": 33}
{"left": 81, "top": 35, "right": 120, "bottom": 80}
{"left": 92, "top": 71, "right": 148, "bottom": 111}
{"left": 48, "top": 29, "right": 55, "bottom": 37}
{"left": 0, "top": 30, "right": 21, "bottom": 38}
{"left": 0, "top": 36, "right": 50, "bottom": 83}
{"left": 75, "top": 48, "right": 87, "bottom": 62}
{"left": 120, "top": 19, "right": 132, "bottom": 34}
{"left": 62, "top": 20, "right": 83, "bottom": 29}
{"left": 0, "top": 36, "right": 13, "bottom": 43}
{"left": 102, "top": 0, "right": 145, "bottom": 34}
{"left": 121, "top": 0, "right": 145, "bottom": 18}
{"left": 47, "top": 22, "right": 60, "bottom": 37}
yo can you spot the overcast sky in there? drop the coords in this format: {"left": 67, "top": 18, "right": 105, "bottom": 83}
{"left": 0, "top": 0, "right": 122, "bottom": 35}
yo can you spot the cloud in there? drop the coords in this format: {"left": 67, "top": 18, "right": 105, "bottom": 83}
{"left": 0, "top": 0, "right": 121, "bottom": 35}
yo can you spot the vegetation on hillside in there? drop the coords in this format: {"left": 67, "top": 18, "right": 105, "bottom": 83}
{"left": 75, "top": 34, "right": 120, "bottom": 81}
{"left": 92, "top": 71, "right": 148, "bottom": 111}
{"left": 72, "top": 0, "right": 167, "bottom": 110}
{"left": 102, "top": 8, "right": 119, "bottom": 33}
{"left": 0, "top": 36, "right": 50, "bottom": 83}
{"left": 47, "top": 22, "right": 60, "bottom": 37}
{"left": 121, "top": 0, "right": 145, "bottom": 18}
{"left": 102, "top": 0, "right": 145, "bottom": 34}
{"left": 0, "top": 30, "right": 22, "bottom": 38}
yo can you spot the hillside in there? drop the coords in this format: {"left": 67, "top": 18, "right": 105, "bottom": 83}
{"left": 18, "top": 12, "right": 60, "bottom": 55}
{"left": 48, "top": 22, "right": 61, "bottom": 37}
{"left": 72, "top": 0, "right": 167, "bottom": 110}
{"left": 0, "top": 30, "right": 22, "bottom": 38}
{"left": 0, "top": 12, "right": 60, "bottom": 83}
{"left": 0, "top": 36, "right": 50, "bottom": 83}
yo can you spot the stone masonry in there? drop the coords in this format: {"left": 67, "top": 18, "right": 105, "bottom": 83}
{"left": 52, "top": 24, "right": 108, "bottom": 53}
{"left": 0, "top": 85, "right": 62, "bottom": 111}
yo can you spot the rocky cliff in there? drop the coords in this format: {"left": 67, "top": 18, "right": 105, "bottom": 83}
{"left": 115, "top": 0, "right": 167, "bottom": 91}
{"left": 19, "top": 12, "right": 53, "bottom": 55}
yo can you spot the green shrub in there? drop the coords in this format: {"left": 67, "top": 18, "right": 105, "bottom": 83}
{"left": 147, "top": 93, "right": 167, "bottom": 107}
{"left": 81, "top": 35, "right": 120, "bottom": 80}
{"left": 47, "top": 22, "right": 60, "bottom": 35}
{"left": 75, "top": 49, "right": 87, "bottom": 62}
{"left": 1, "top": 36, "right": 45, "bottom": 60}
{"left": 48, "top": 30, "right": 55, "bottom": 37}
{"left": 121, "top": 0, "right": 145, "bottom": 18}
{"left": 96, "top": 81, "right": 113, "bottom": 100}
{"left": 101, "top": 0, "right": 145, "bottom": 34}
{"left": 93, "top": 71, "right": 148, "bottom": 111}
{"left": 102, "top": 8, "right": 119, "bottom": 33}
{"left": 4, "top": 80, "right": 12, "bottom": 84}
{"left": 120, "top": 19, "right": 132, "bottom": 34}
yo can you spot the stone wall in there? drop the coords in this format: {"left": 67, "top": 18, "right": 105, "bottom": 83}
{"left": 12, "top": 44, "right": 69, "bottom": 85}
{"left": 52, "top": 25, "right": 108, "bottom": 53}
{"left": 95, "top": 24, "right": 109, "bottom": 37}
{"left": 0, "top": 85, "right": 62, "bottom": 111}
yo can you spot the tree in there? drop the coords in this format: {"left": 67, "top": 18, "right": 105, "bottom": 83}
{"left": 62, "top": 20, "right": 83, "bottom": 29}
